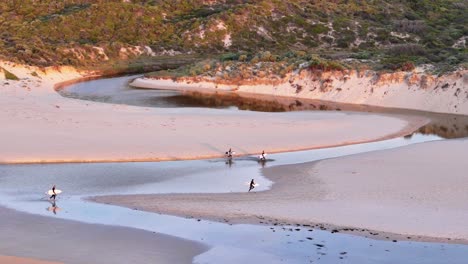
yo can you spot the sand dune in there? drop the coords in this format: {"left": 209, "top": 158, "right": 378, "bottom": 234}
{"left": 132, "top": 68, "right": 468, "bottom": 115}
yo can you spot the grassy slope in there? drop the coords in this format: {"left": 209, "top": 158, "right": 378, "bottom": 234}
{"left": 0, "top": 0, "right": 466, "bottom": 72}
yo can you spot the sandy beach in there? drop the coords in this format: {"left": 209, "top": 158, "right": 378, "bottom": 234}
{"left": 93, "top": 138, "right": 468, "bottom": 242}
{"left": 0, "top": 61, "right": 427, "bottom": 164}
{"left": 0, "top": 206, "right": 206, "bottom": 264}
{"left": 2, "top": 59, "right": 467, "bottom": 263}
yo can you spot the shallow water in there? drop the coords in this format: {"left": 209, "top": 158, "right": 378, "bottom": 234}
{"left": 2, "top": 76, "right": 467, "bottom": 263}
{"left": 2, "top": 134, "right": 468, "bottom": 263}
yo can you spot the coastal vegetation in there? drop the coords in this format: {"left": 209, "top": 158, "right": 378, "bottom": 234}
{"left": 1, "top": 67, "right": 20, "bottom": 80}
{"left": 0, "top": 0, "right": 466, "bottom": 73}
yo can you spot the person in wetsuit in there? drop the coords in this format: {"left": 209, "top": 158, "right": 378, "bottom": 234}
{"left": 50, "top": 185, "right": 57, "bottom": 200}
{"left": 249, "top": 179, "right": 255, "bottom": 192}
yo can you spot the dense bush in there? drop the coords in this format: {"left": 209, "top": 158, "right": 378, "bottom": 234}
{"left": 0, "top": 0, "right": 465, "bottom": 72}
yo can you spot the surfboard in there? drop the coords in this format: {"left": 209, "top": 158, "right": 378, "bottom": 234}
{"left": 244, "top": 182, "right": 260, "bottom": 187}
{"left": 46, "top": 189, "right": 62, "bottom": 196}
{"left": 258, "top": 153, "right": 268, "bottom": 160}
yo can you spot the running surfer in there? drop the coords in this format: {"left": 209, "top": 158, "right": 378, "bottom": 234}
{"left": 249, "top": 179, "right": 256, "bottom": 192}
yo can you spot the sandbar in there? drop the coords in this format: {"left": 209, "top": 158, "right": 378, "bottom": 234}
{"left": 93, "top": 139, "right": 468, "bottom": 243}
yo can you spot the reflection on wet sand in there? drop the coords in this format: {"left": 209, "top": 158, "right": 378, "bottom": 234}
{"left": 46, "top": 200, "right": 60, "bottom": 215}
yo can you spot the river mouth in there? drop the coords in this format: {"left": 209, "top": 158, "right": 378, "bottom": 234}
{"left": 57, "top": 75, "right": 468, "bottom": 139}
{"left": 4, "top": 75, "right": 466, "bottom": 263}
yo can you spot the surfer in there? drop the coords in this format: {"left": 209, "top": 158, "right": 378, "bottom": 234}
{"left": 249, "top": 179, "right": 256, "bottom": 192}
{"left": 226, "top": 148, "right": 233, "bottom": 158}
{"left": 50, "top": 185, "right": 57, "bottom": 200}
{"left": 260, "top": 150, "right": 266, "bottom": 161}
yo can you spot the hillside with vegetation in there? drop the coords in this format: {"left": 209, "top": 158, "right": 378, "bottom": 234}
{"left": 0, "top": 0, "right": 466, "bottom": 73}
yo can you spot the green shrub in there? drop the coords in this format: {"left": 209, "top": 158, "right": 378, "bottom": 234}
{"left": 381, "top": 57, "right": 416, "bottom": 71}
{"left": 309, "top": 24, "right": 328, "bottom": 35}
{"left": 353, "top": 51, "right": 372, "bottom": 60}
{"left": 2, "top": 68, "right": 19, "bottom": 80}
{"left": 220, "top": 53, "right": 240, "bottom": 61}
{"left": 308, "top": 57, "right": 345, "bottom": 71}
{"left": 0, "top": 0, "right": 464, "bottom": 72}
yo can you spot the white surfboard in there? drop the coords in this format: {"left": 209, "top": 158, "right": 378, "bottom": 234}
{"left": 46, "top": 189, "right": 62, "bottom": 196}
{"left": 244, "top": 182, "right": 260, "bottom": 187}
{"left": 258, "top": 153, "right": 268, "bottom": 160}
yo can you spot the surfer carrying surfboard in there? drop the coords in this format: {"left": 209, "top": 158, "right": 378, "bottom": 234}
{"left": 260, "top": 150, "right": 266, "bottom": 161}
{"left": 50, "top": 185, "right": 57, "bottom": 200}
{"left": 226, "top": 148, "right": 233, "bottom": 158}
{"left": 249, "top": 179, "right": 256, "bottom": 192}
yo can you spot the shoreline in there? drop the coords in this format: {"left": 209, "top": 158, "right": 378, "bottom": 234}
{"left": 92, "top": 138, "right": 468, "bottom": 244}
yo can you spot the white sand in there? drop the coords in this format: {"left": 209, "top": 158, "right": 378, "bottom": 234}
{"left": 94, "top": 139, "right": 468, "bottom": 241}
{"left": 0, "top": 60, "right": 425, "bottom": 163}
{"left": 131, "top": 68, "right": 468, "bottom": 115}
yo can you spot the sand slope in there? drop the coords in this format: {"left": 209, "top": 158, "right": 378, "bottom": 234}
{"left": 132, "top": 68, "right": 468, "bottom": 115}
{"left": 93, "top": 139, "right": 468, "bottom": 242}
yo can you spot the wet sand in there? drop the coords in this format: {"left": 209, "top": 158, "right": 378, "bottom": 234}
{"left": 93, "top": 138, "right": 468, "bottom": 242}
{"left": 2, "top": 134, "right": 468, "bottom": 263}
{"left": 0, "top": 206, "right": 207, "bottom": 264}
{"left": 0, "top": 255, "right": 62, "bottom": 264}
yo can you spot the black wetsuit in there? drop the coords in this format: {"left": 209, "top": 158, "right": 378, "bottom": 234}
{"left": 50, "top": 186, "right": 56, "bottom": 200}
{"left": 249, "top": 180, "right": 255, "bottom": 192}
